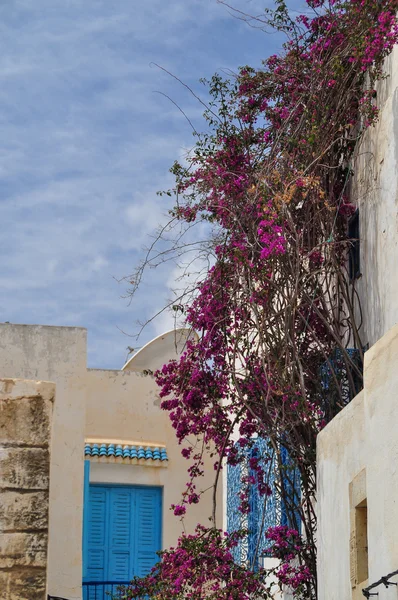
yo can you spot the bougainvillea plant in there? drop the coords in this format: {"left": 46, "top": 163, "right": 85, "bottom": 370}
{"left": 121, "top": 526, "right": 273, "bottom": 600}
{"left": 124, "top": 1, "right": 398, "bottom": 598}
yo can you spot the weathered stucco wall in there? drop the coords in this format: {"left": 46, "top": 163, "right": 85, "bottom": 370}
{"left": 86, "top": 368, "right": 223, "bottom": 548}
{"left": 0, "top": 378, "right": 54, "bottom": 600}
{"left": 351, "top": 45, "right": 398, "bottom": 347}
{"left": 0, "top": 323, "right": 87, "bottom": 599}
{"left": 317, "top": 324, "right": 398, "bottom": 600}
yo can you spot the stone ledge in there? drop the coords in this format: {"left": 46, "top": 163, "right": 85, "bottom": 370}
{"left": 88, "top": 455, "right": 169, "bottom": 467}
{"left": 0, "top": 378, "right": 54, "bottom": 403}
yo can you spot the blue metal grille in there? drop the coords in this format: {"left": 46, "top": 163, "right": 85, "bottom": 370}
{"left": 227, "top": 437, "right": 300, "bottom": 569}
{"left": 320, "top": 348, "right": 362, "bottom": 419}
{"left": 227, "top": 453, "right": 249, "bottom": 565}
{"left": 82, "top": 581, "right": 130, "bottom": 599}
{"left": 279, "top": 445, "right": 301, "bottom": 530}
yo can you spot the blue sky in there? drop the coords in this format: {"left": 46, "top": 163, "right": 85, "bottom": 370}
{"left": 0, "top": 0, "right": 302, "bottom": 368}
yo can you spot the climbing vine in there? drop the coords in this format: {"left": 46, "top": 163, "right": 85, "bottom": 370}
{"left": 124, "top": 1, "right": 398, "bottom": 598}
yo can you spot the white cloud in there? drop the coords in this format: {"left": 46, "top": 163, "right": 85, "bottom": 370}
{"left": 0, "top": 0, "right": 282, "bottom": 368}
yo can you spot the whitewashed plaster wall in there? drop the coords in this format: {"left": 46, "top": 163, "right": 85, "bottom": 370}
{"left": 351, "top": 45, "right": 398, "bottom": 347}
{"left": 317, "top": 323, "right": 398, "bottom": 600}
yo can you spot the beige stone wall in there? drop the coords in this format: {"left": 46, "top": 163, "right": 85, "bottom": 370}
{"left": 0, "top": 323, "right": 87, "bottom": 599}
{"left": 351, "top": 45, "right": 398, "bottom": 348}
{"left": 317, "top": 324, "right": 398, "bottom": 600}
{"left": 0, "top": 378, "right": 54, "bottom": 600}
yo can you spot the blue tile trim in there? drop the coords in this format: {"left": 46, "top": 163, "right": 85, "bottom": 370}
{"left": 84, "top": 442, "right": 168, "bottom": 462}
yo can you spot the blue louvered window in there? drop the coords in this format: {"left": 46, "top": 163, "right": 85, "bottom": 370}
{"left": 83, "top": 484, "right": 162, "bottom": 599}
{"left": 227, "top": 437, "right": 301, "bottom": 570}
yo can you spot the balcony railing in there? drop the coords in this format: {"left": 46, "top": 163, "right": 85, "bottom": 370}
{"left": 82, "top": 581, "right": 130, "bottom": 600}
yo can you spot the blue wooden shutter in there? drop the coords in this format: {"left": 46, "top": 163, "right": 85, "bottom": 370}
{"left": 86, "top": 487, "right": 107, "bottom": 582}
{"left": 134, "top": 488, "right": 162, "bottom": 577}
{"left": 108, "top": 488, "right": 133, "bottom": 581}
{"left": 82, "top": 460, "right": 91, "bottom": 580}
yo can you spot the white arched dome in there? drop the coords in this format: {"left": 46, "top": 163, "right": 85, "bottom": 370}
{"left": 121, "top": 328, "right": 197, "bottom": 372}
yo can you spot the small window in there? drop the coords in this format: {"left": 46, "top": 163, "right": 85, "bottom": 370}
{"left": 348, "top": 210, "right": 360, "bottom": 281}
{"left": 354, "top": 499, "right": 368, "bottom": 585}
{"left": 350, "top": 471, "right": 368, "bottom": 594}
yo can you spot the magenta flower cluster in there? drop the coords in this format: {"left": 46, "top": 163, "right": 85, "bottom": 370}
{"left": 124, "top": 526, "right": 266, "bottom": 599}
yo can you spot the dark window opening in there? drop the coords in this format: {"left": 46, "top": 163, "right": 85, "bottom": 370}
{"left": 355, "top": 499, "right": 368, "bottom": 585}
{"left": 348, "top": 209, "right": 360, "bottom": 281}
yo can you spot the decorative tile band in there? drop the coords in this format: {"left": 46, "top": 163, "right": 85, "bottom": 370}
{"left": 84, "top": 442, "right": 168, "bottom": 463}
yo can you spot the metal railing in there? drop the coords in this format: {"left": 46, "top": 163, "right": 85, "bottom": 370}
{"left": 48, "top": 581, "right": 133, "bottom": 600}
{"left": 363, "top": 569, "right": 398, "bottom": 598}
{"left": 82, "top": 581, "right": 130, "bottom": 599}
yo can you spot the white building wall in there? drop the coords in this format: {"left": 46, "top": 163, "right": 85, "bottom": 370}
{"left": 317, "top": 324, "right": 398, "bottom": 600}
{"left": 317, "top": 44, "right": 398, "bottom": 600}
{"left": 352, "top": 44, "right": 398, "bottom": 348}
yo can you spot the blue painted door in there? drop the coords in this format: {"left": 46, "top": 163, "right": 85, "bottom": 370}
{"left": 83, "top": 485, "right": 162, "bottom": 599}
